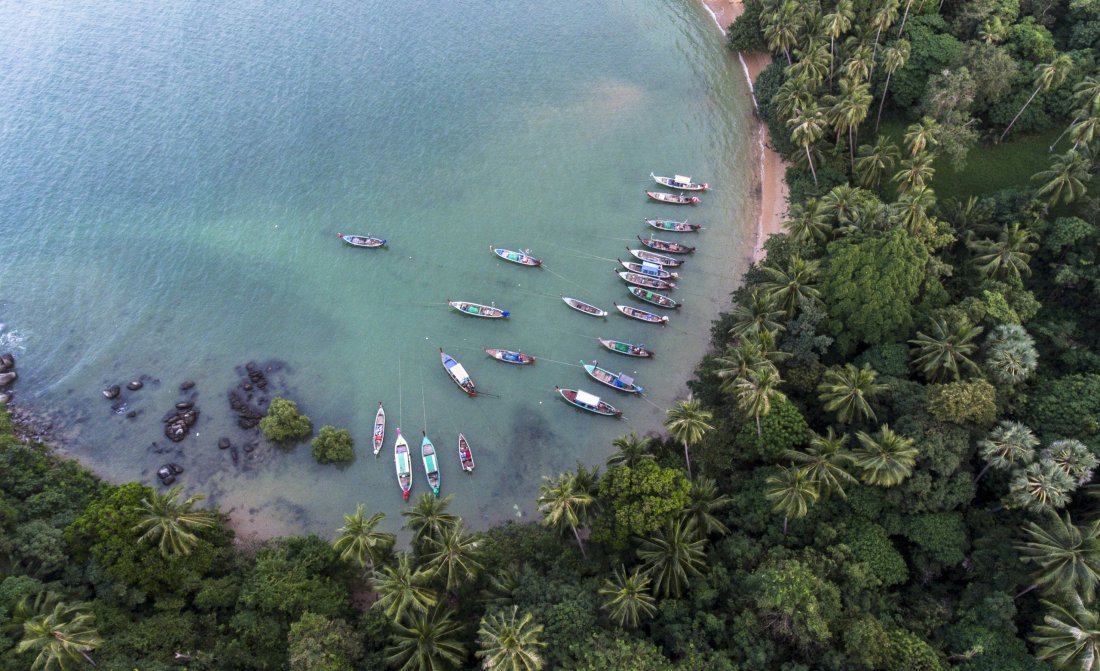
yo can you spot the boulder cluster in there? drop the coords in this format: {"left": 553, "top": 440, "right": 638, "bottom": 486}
{"left": 228, "top": 362, "right": 271, "bottom": 429}
{"left": 163, "top": 388, "right": 199, "bottom": 443}
{"left": 0, "top": 352, "right": 16, "bottom": 404}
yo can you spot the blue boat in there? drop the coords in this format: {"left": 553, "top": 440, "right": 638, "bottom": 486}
{"left": 581, "top": 360, "right": 644, "bottom": 394}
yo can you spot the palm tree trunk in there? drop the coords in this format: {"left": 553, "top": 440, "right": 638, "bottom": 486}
{"left": 755, "top": 413, "right": 762, "bottom": 437}
{"left": 875, "top": 71, "right": 894, "bottom": 133}
{"left": 849, "top": 126, "right": 856, "bottom": 172}
{"left": 682, "top": 440, "right": 693, "bottom": 479}
{"left": 783, "top": 47, "right": 792, "bottom": 66}
{"left": 1000, "top": 85, "right": 1042, "bottom": 142}
{"left": 870, "top": 27, "right": 883, "bottom": 80}
{"left": 782, "top": 516, "right": 789, "bottom": 535}
{"left": 829, "top": 38, "right": 836, "bottom": 83}
{"left": 973, "top": 462, "right": 993, "bottom": 483}
{"left": 1014, "top": 582, "right": 1039, "bottom": 600}
{"left": 1048, "top": 116, "right": 1079, "bottom": 151}
{"left": 897, "top": 0, "right": 913, "bottom": 36}
{"left": 571, "top": 524, "right": 588, "bottom": 560}
{"left": 805, "top": 145, "right": 819, "bottom": 186}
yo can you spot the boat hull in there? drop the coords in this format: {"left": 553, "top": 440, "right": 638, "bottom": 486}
{"left": 394, "top": 430, "right": 412, "bottom": 500}
{"left": 616, "top": 271, "right": 675, "bottom": 291}
{"left": 638, "top": 235, "right": 695, "bottom": 254}
{"left": 373, "top": 402, "right": 386, "bottom": 456}
{"left": 422, "top": 434, "right": 440, "bottom": 497}
{"left": 561, "top": 296, "right": 608, "bottom": 317}
{"left": 646, "top": 190, "right": 698, "bottom": 205}
{"left": 448, "top": 301, "right": 509, "bottom": 318}
{"left": 485, "top": 348, "right": 535, "bottom": 364}
{"left": 651, "top": 173, "right": 708, "bottom": 191}
{"left": 615, "top": 303, "right": 669, "bottom": 325}
{"left": 645, "top": 219, "right": 702, "bottom": 233}
{"left": 338, "top": 233, "right": 386, "bottom": 248}
{"left": 627, "top": 248, "right": 682, "bottom": 267}
{"left": 598, "top": 338, "right": 653, "bottom": 358}
{"left": 459, "top": 434, "right": 475, "bottom": 473}
{"left": 491, "top": 246, "right": 542, "bottom": 266}
{"left": 628, "top": 286, "right": 680, "bottom": 309}
{"left": 556, "top": 387, "right": 621, "bottom": 417}
{"left": 582, "top": 361, "right": 643, "bottom": 394}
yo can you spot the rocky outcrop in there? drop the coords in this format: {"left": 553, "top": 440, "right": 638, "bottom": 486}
{"left": 127, "top": 380, "right": 143, "bottom": 391}
{"left": 102, "top": 385, "right": 121, "bottom": 399}
{"left": 157, "top": 463, "right": 183, "bottom": 485}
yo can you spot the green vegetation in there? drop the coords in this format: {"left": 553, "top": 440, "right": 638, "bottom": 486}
{"left": 312, "top": 425, "right": 355, "bottom": 464}
{"left": 259, "top": 396, "right": 312, "bottom": 442}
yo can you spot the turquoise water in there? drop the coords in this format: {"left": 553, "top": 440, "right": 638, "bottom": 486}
{"left": 0, "top": 0, "right": 755, "bottom": 537}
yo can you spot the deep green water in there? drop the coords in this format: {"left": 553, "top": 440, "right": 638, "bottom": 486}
{"left": 0, "top": 0, "right": 755, "bottom": 537}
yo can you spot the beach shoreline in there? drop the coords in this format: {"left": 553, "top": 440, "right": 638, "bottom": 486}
{"left": 700, "top": 0, "right": 788, "bottom": 263}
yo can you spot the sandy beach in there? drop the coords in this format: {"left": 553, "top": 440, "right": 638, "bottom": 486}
{"left": 700, "top": 0, "right": 789, "bottom": 263}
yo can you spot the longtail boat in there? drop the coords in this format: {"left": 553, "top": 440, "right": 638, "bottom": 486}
{"left": 646, "top": 190, "right": 698, "bottom": 205}
{"left": 645, "top": 218, "right": 703, "bottom": 233}
{"left": 373, "top": 402, "right": 386, "bottom": 457}
{"left": 440, "top": 348, "right": 477, "bottom": 397}
{"left": 556, "top": 386, "right": 622, "bottom": 417}
{"left": 615, "top": 303, "right": 669, "bottom": 325}
{"left": 598, "top": 338, "right": 653, "bottom": 358}
{"left": 338, "top": 233, "right": 386, "bottom": 248}
{"left": 490, "top": 246, "right": 542, "bottom": 267}
{"left": 448, "top": 300, "right": 509, "bottom": 318}
{"left": 562, "top": 296, "right": 608, "bottom": 317}
{"left": 618, "top": 259, "right": 677, "bottom": 279}
{"left": 458, "top": 434, "right": 475, "bottom": 473}
{"left": 616, "top": 271, "right": 675, "bottom": 291}
{"left": 627, "top": 247, "right": 682, "bottom": 267}
{"left": 582, "top": 360, "right": 644, "bottom": 394}
{"left": 651, "top": 172, "right": 708, "bottom": 191}
{"left": 628, "top": 286, "right": 680, "bottom": 309}
{"left": 638, "top": 235, "right": 695, "bottom": 254}
{"left": 485, "top": 348, "right": 535, "bottom": 365}
{"left": 422, "top": 432, "right": 440, "bottom": 497}
{"left": 394, "top": 429, "right": 412, "bottom": 501}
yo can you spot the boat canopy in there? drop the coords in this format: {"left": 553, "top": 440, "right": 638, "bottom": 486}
{"left": 424, "top": 454, "right": 437, "bottom": 471}
{"left": 575, "top": 390, "right": 601, "bottom": 406}
{"left": 448, "top": 362, "right": 470, "bottom": 381}
{"left": 619, "top": 374, "right": 634, "bottom": 386}
{"left": 641, "top": 261, "right": 661, "bottom": 274}
{"left": 674, "top": 175, "right": 692, "bottom": 183}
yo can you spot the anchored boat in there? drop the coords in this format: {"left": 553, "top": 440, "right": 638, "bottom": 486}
{"left": 627, "top": 248, "right": 682, "bottom": 267}
{"left": 394, "top": 429, "right": 412, "bottom": 501}
{"left": 627, "top": 286, "right": 680, "bottom": 309}
{"left": 582, "top": 360, "right": 644, "bottom": 394}
{"left": 556, "top": 387, "right": 622, "bottom": 417}
{"left": 491, "top": 246, "right": 542, "bottom": 267}
{"left": 618, "top": 259, "right": 677, "bottom": 279}
{"left": 448, "top": 300, "right": 509, "bottom": 318}
{"left": 637, "top": 235, "right": 695, "bottom": 254}
{"left": 645, "top": 219, "right": 703, "bottom": 233}
{"left": 598, "top": 338, "right": 653, "bottom": 358}
{"left": 338, "top": 233, "right": 387, "bottom": 248}
{"left": 458, "top": 434, "right": 475, "bottom": 473}
{"left": 651, "top": 173, "right": 708, "bottom": 191}
{"left": 646, "top": 190, "right": 699, "bottom": 205}
{"left": 485, "top": 348, "right": 535, "bottom": 364}
{"left": 440, "top": 348, "right": 477, "bottom": 397}
{"left": 562, "top": 296, "right": 608, "bottom": 317}
{"left": 373, "top": 402, "right": 386, "bottom": 457}
{"left": 422, "top": 432, "right": 440, "bottom": 497}
{"left": 615, "top": 303, "right": 669, "bottom": 325}
{"left": 616, "top": 271, "right": 675, "bottom": 291}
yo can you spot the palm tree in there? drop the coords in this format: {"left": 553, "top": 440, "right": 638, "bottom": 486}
{"left": 476, "top": 606, "right": 546, "bottom": 671}
{"left": 790, "top": 39, "right": 831, "bottom": 87}
{"left": 1006, "top": 461, "right": 1076, "bottom": 514}
{"left": 821, "top": 0, "right": 854, "bottom": 79}
{"left": 1016, "top": 512, "right": 1100, "bottom": 602}
{"left": 333, "top": 505, "right": 394, "bottom": 574}
{"left": 728, "top": 289, "right": 786, "bottom": 338}
{"left": 789, "top": 100, "right": 828, "bottom": 186}
{"left": 875, "top": 40, "right": 911, "bottom": 132}
{"left": 13, "top": 598, "right": 101, "bottom": 670}
{"left": 908, "top": 317, "right": 983, "bottom": 382}
{"left": 372, "top": 552, "right": 439, "bottom": 622}
{"left": 868, "top": 0, "right": 900, "bottom": 75}
{"left": 766, "top": 465, "right": 821, "bottom": 534}
{"left": 821, "top": 183, "right": 865, "bottom": 225}
{"left": 386, "top": 607, "right": 466, "bottom": 671}
{"left": 1001, "top": 55, "right": 1074, "bottom": 141}
{"left": 132, "top": 486, "right": 218, "bottom": 557}
{"left": 537, "top": 470, "right": 596, "bottom": 558}
{"left": 1031, "top": 594, "right": 1100, "bottom": 670}
{"left": 422, "top": 525, "right": 483, "bottom": 591}
{"left": 843, "top": 43, "right": 875, "bottom": 84}
{"left": 748, "top": 328, "right": 791, "bottom": 367}
{"left": 732, "top": 367, "right": 786, "bottom": 438}
{"left": 636, "top": 518, "right": 707, "bottom": 598}
{"left": 1044, "top": 440, "right": 1100, "bottom": 486}
{"left": 1070, "top": 112, "right": 1100, "bottom": 150}
{"left": 855, "top": 136, "right": 900, "bottom": 189}
{"left": 903, "top": 116, "right": 939, "bottom": 157}
{"left": 715, "top": 341, "right": 775, "bottom": 389}
{"left": 985, "top": 324, "right": 1039, "bottom": 386}
{"left": 598, "top": 565, "right": 657, "bottom": 628}
{"left": 817, "top": 363, "right": 886, "bottom": 424}
{"left": 852, "top": 425, "right": 919, "bottom": 487}
{"left": 1074, "top": 76, "right": 1100, "bottom": 114}
{"left": 826, "top": 77, "right": 873, "bottom": 169}
{"left": 897, "top": 0, "right": 916, "bottom": 35}
{"left": 968, "top": 222, "right": 1038, "bottom": 279}
{"left": 977, "top": 16, "right": 1007, "bottom": 44}
{"left": 1034, "top": 149, "right": 1092, "bottom": 206}
{"left": 762, "top": 0, "right": 801, "bottom": 65}
{"left": 892, "top": 151, "right": 936, "bottom": 194}
{"left": 975, "top": 421, "right": 1039, "bottom": 483}
{"left": 893, "top": 184, "right": 937, "bottom": 236}
{"left": 783, "top": 198, "right": 832, "bottom": 243}
{"left": 402, "top": 494, "right": 459, "bottom": 551}
{"left": 774, "top": 76, "right": 816, "bottom": 120}
{"left": 786, "top": 428, "right": 857, "bottom": 499}
{"left": 760, "top": 257, "right": 821, "bottom": 317}
{"left": 607, "top": 433, "right": 655, "bottom": 468}
{"left": 665, "top": 397, "right": 715, "bottom": 479}
{"left": 683, "top": 476, "right": 732, "bottom": 537}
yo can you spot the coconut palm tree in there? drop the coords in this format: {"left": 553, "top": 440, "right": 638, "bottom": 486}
{"left": 975, "top": 421, "right": 1039, "bottom": 483}
{"left": 908, "top": 317, "right": 983, "bottom": 382}
{"left": 821, "top": 183, "right": 865, "bottom": 225}
{"left": 1031, "top": 594, "right": 1100, "bottom": 670}
{"left": 852, "top": 425, "right": 919, "bottom": 487}
{"left": 132, "top": 486, "right": 218, "bottom": 557}
{"left": 476, "top": 606, "right": 546, "bottom": 671}
{"left": 665, "top": 397, "right": 715, "bottom": 479}
{"left": 855, "top": 136, "right": 900, "bottom": 189}
{"left": 537, "top": 470, "right": 596, "bottom": 559}
{"left": 783, "top": 198, "right": 833, "bottom": 243}
{"left": 892, "top": 151, "right": 936, "bottom": 194}
{"left": 1074, "top": 76, "right": 1100, "bottom": 114}
{"left": 683, "top": 476, "right": 732, "bottom": 537}
{"left": 868, "top": 0, "right": 900, "bottom": 74}
{"left": 732, "top": 366, "right": 787, "bottom": 438}
{"left": 1070, "top": 112, "right": 1100, "bottom": 150}
{"left": 1006, "top": 461, "right": 1076, "bottom": 514}
{"left": 766, "top": 465, "right": 821, "bottom": 534}
{"left": 748, "top": 328, "right": 792, "bottom": 367}
{"left": 760, "top": 257, "right": 821, "bottom": 317}
{"left": 820, "top": 0, "right": 854, "bottom": 79}
{"left": 893, "top": 185, "right": 937, "bottom": 236}
{"left": 790, "top": 38, "right": 831, "bottom": 87}
{"left": 762, "top": 0, "right": 801, "bottom": 65}
{"left": 1044, "top": 440, "right": 1100, "bottom": 486}
{"left": 826, "top": 77, "right": 873, "bottom": 168}
{"left": 875, "top": 40, "right": 911, "bottom": 132}
{"left": 968, "top": 222, "right": 1038, "bottom": 280}
{"left": 774, "top": 76, "right": 816, "bottom": 120}
{"left": 786, "top": 428, "right": 857, "bottom": 499}
{"left": 372, "top": 552, "right": 439, "bottom": 622}
{"left": 598, "top": 565, "right": 657, "bottom": 628}
{"left": 386, "top": 607, "right": 466, "bottom": 671}
{"left": 789, "top": 100, "right": 828, "bottom": 186}
{"left": 607, "top": 433, "right": 655, "bottom": 469}
{"left": 422, "top": 525, "right": 483, "bottom": 591}
{"left": 817, "top": 363, "right": 886, "bottom": 424}
{"left": 636, "top": 518, "right": 707, "bottom": 598}
{"left": 903, "top": 116, "right": 940, "bottom": 157}
{"left": 333, "top": 505, "right": 394, "bottom": 574}
{"left": 1016, "top": 512, "right": 1100, "bottom": 602}
{"left": 728, "top": 289, "right": 786, "bottom": 338}
{"left": 1001, "top": 55, "right": 1074, "bottom": 141}
{"left": 1034, "top": 149, "right": 1092, "bottom": 206}
{"left": 12, "top": 597, "right": 101, "bottom": 670}
{"left": 897, "top": 0, "right": 916, "bottom": 35}
{"left": 843, "top": 42, "right": 875, "bottom": 84}
{"left": 715, "top": 341, "right": 776, "bottom": 390}
{"left": 402, "top": 494, "right": 460, "bottom": 551}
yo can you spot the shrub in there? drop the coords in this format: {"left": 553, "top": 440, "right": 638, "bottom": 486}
{"left": 926, "top": 380, "right": 997, "bottom": 426}
{"left": 1024, "top": 373, "right": 1100, "bottom": 445}
{"left": 734, "top": 397, "right": 810, "bottom": 462}
{"left": 259, "top": 398, "right": 312, "bottom": 442}
{"left": 311, "top": 426, "right": 354, "bottom": 465}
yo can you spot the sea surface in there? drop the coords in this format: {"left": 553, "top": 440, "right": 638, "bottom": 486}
{"left": 0, "top": 0, "right": 755, "bottom": 538}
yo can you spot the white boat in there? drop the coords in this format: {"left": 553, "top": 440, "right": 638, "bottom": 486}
{"left": 373, "top": 402, "right": 386, "bottom": 456}
{"left": 394, "top": 429, "right": 412, "bottom": 501}
{"left": 651, "top": 173, "right": 708, "bottom": 191}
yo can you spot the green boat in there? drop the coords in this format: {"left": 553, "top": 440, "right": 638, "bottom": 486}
{"left": 597, "top": 338, "right": 653, "bottom": 358}
{"left": 422, "top": 432, "right": 440, "bottom": 497}
{"left": 645, "top": 218, "right": 703, "bottom": 233}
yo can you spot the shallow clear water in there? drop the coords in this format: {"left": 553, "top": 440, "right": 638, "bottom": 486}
{"left": 0, "top": 0, "right": 754, "bottom": 537}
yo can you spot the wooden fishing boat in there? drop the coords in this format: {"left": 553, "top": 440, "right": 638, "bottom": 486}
{"left": 373, "top": 402, "right": 386, "bottom": 457}
{"left": 448, "top": 300, "right": 509, "bottom": 318}
{"left": 422, "top": 432, "right": 440, "bottom": 497}
{"left": 561, "top": 296, "right": 608, "bottom": 317}
{"left": 490, "top": 246, "right": 542, "bottom": 267}
{"left": 582, "top": 360, "right": 644, "bottom": 394}
{"left": 458, "top": 434, "right": 475, "bottom": 473}
{"left": 645, "top": 219, "right": 703, "bottom": 233}
{"left": 485, "top": 348, "right": 535, "bottom": 365}
{"left": 616, "top": 271, "right": 676, "bottom": 291}
{"left": 556, "top": 387, "right": 622, "bottom": 417}
{"left": 646, "top": 190, "right": 699, "bottom": 205}
{"left": 638, "top": 235, "right": 695, "bottom": 254}
{"left": 615, "top": 303, "right": 669, "bottom": 325}
{"left": 394, "top": 429, "right": 412, "bottom": 501}
{"left": 598, "top": 338, "right": 653, "bottom": 358}
{"left": 618, "top": 259, "right": 677, "bottom": 279}
{"left": 338, "top": 233, "right": 387, "bottom": 248}
{"left": 627, "top": 248, "right": 682, "bottom": 267}
{"left": 628, "top": 286, "right": 680, "bottom": 309}
{"left": 651, "top": 173, "right": 709, "bottom": 191}
{"left": 440, "top": 348, "right": 477, "bottom": 397}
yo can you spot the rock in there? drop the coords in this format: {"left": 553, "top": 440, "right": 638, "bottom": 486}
{"left": 180, "top": 380, "right": 195, "bottom": 391}
{"left": 0, "top": 392, "right": 11, "bottom": 404}
{"left": 168, "top": 463, "right": 184, "bottom": 475}
{"left": 0, "top": 372, "right": 17, "bottom": 388}
{"left": 218, "top": 437, "right": 231, "bottom": 449}
{"left": 127, "top": 380, "right": 143, "bottom": 391}
{"left": 230, "top": 445, "right": 240, "bottom": 465}
{"left": 102, "top": 385, "right": 120, "bottom": 399}
{"left": 0, "top": 353, "right": 14, "bottom": 369}
{"left": 156, "top": 465, "right": 176, "bottom": 485}
{"left": 176, "top": 401, "right": 193, "bottom": 410}
{"left": 243, "top": 442, "right": 255, "bottom": 453}
{"left": 126, "top": 410, "right": 137, "bottom": 419}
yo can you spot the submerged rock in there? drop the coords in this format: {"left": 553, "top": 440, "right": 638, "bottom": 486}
{"left": 175, "top": 401, "right": 193, "bottom": 410}
{"left": 218, "top": 437, "right": 231, "bottom": 450}
{"left": 127, "top": 380, "right": 143, "bottom": 391}
{"left": 0, "top": 372, "right": 17, "bottom": 388}
{"left": 180, "top": 380, "right": 195, "bottom": 391}
{"left": 0, "top": 353, "right": 14, "bottom": 371}
{"left": 102, "top": 385, "right": 120, "bottom": 399}
{"left": 0, "top": 392, "right": 11, "bottom": 405}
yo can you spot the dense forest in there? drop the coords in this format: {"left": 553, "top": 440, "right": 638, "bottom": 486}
{"left": 3, "top": 0, "right": 1100, "bottom": 668}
